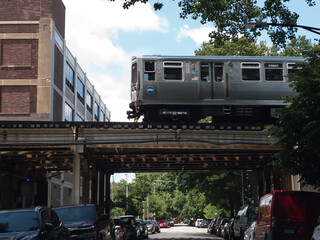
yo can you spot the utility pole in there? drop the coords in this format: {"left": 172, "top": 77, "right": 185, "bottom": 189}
{"left": 125, "top": 174, "right": 128, "bottom": 213}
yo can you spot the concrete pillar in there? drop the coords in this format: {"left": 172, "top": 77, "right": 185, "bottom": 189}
{"left": 72, "top": 152, "right": 81, "bottom": 204}
{"left": 264, "top": 167, "right": 272, "bottom": 194}
{"left": 82, "top": 159, "right": 90, "bottom": 203}
{"left": 98, "top": 171, "right": 105, "bottom": 215}
{"left": 91, "top": 165, "right": 98, "bottom": 205}
{"left": 105, "top": 172, "right": 111, "bottom": 217}
{"left": 249, "top": 171, "right": 259, "bottom": 205}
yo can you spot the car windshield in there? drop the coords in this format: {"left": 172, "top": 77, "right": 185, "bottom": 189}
{"left": 0, "top": 211, "right": 39, "bottom": 233}
{"left": 55, "top": 206, "right": 96, "bottom": 222}
{"left": 120, "top": 217, "right": 135, "bottom": 226}
{"left": 144, "top": 220, "right": 152, "bottom": 224}
{"left": 114, "top": 219, "right": 123, "bottom": 227}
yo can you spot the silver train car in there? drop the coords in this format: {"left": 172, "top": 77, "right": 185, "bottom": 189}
{"left": 127, "top": 55, "right": 304, "bottom": 123}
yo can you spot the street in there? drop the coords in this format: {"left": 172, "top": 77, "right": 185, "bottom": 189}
{"left": 148, "top": 224, "right": 223, "bottom": 240}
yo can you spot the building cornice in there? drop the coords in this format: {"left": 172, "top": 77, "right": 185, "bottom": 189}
{"left": 0, "top": 21, "right": 39, "bottom": 25}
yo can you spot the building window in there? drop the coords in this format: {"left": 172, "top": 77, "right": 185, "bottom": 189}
{"left": 76, "top": 114, "right": 84, "bottom": 122}
{"left": 241, "top": 62, "right": 260, "bottom": 81}
{"left": 163, "top": 61, "right": 183, "bottom": 80}
{"left": 94, "top": 102, "right": 99, "bottom": 121}
{"left": 86, "top": 91, "right": 92, "bottom": 114}
{"left": 64, "top": 103, "right": 74, "bottom": 121}
{"left": 65, "top": 63, "right": 74, "bottom": 92}
{"left": 265, "top": 63, "right": 283, "bottom": 81}
{"left": 77, "top": 77, "right": 84, "bottom": 104}
{"left": 99, "top": 110, "right": 105, "bottom": 122}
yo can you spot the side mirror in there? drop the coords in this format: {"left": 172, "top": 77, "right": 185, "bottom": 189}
{"left": 44, "top": 223, "right": 54, "bottom": 231}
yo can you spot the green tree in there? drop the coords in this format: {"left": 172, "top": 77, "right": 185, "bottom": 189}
{"left": 203, "top": 203, "right": 225, "bottom": 220}
{"left": 268, "top": 43, "right": 320, "bottom": 188}
{"left": 109, "top": 0, "right": 316, "bottom": 47}
{"left": 195, "top": 37, "right": 278, "bottom": 56}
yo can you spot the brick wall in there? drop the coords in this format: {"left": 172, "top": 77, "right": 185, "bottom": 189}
{"left": 0, "top": 39, "right": 38, "bottom": 79}
{"left": 0, "top": 86, "right": 37, "bottom": 114}
{"left": 0, "top": 0, "right": 41, "bottom": 21}
{"left": 0, "top": 0, "right": 65, "bottom": 37}
{"left": 0, "top": 24, "right": 39, "bottom": 34}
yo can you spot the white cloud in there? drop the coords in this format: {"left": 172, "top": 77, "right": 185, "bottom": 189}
{"left": 62, "top": 0, "right": 169, "bottom": 121}
{"left": 176, "top": 25, "right": 215, "bottom": 46}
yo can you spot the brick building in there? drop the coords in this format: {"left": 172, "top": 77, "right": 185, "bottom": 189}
{"left": 0, "top": 0, "right": 110, "bottom": 122}
{"left": 0, "top": 0, "right": 111, "bottom": 209}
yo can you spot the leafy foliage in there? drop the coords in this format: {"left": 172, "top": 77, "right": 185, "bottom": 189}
{"left": 268, "top": 42, "right": 320, "bottom": 188}
{"left": 109, "top": 0, "right": 316, "bottom": 47}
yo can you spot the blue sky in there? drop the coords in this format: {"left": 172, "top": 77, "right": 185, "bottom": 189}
{"left": 62, "top": 0, "right": 319, "bottom": 182}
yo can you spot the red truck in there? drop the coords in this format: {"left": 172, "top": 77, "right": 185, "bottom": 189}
{"left": 255, "top": 190, "right": 320, "bottom": 240}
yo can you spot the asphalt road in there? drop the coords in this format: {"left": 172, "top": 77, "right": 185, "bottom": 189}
{"left": 148, "top": 224, "right": 223, "bottom": 240}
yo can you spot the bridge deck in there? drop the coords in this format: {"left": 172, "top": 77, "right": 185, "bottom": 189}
{"left": 0, "top": 121, "right": 280, "bottom": 174}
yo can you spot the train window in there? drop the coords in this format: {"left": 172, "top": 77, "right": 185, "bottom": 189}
{"left": 163, "top": 61, "right": 183, "bottom": 80}
{"left": 287, "top": 63, "right": 301, "bottom": 74}
{"left": 200, "top": 63, "right": 209, "bottom": 81}
{"left": 241, "top": 62, "right": 260, "bottom": 81}
{"left": 144, "top": 61, "right": 155, "bottom": 81}
{"left": 265, "top": 63, "right": 283, "bottom": 81}
{"left": 215, "top": 63, "right": 223, "bottom": 82}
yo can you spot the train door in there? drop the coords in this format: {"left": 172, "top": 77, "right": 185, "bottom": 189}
{"left": 212, "top": 63, "right": 226, "bottom": 99}
{"left": 199, "top": 63, "right": 225, "bottom": 99}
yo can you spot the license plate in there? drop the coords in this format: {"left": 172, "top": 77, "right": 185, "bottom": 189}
{"left": 284, "top": 228, "right": 294, "bottom": 234}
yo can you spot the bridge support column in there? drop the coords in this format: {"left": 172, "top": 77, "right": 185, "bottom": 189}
{"left": 105, "top": 172, "right": 111, "bottom": 216}
{"left": 98, "top": 171, "right": 105, "bottom": 215}
{"left": 82, "top": 159, "right": 90, "bottom": 203}
{"left": 72, "top": 152, "right": 81, "bottom": 204}
{"left": 91, "top": 165, "right": 98, "bottom": 205}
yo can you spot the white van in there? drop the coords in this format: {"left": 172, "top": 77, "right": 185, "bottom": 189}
{"left": 195, "top": 218, "right": 203, "bottom": 227}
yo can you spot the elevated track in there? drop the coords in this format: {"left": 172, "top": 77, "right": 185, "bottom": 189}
{"left": 0, "top": 121, "right": 280, "bottom": 174}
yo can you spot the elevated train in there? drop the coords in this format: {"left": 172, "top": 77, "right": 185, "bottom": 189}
{"left": 127, "top": 55, "right": 304, "bottom": 123}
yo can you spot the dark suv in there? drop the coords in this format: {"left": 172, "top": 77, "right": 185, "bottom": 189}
{"left": 54, "top": 204, "right": 112, "bottom": 240}
{"left": 0, "top": 206, "right": 70, "bottom": 239}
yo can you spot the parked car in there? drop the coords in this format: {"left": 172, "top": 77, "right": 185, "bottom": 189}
{"left": 244, "top": 220, "right": 256, "bottom": 240}
{"left": 221, "top": 220, "right": 232, "bottom": 240}
{"left": 151, "top": 220, "right": 160, "bottom": 233}
{"left": 113, "top": 217, "right": 126, "bottom": 240}
{"left": 195, "top": 218, "right": 203, "bottom": 227}
{"left": 144, "top": 220, "right": 155, "bottom": 234}
{"left": 199, "top": 220, "right": 209, "bottom": 228}
{"left": 212, "top": 217, "right": 225, "bottom": 235}
{"left": 217, "top": 218, "right": 229, "bottom": 237}
{"left": 311, "top": 216, "right": 320, "bottom": 240}
{"left": 0, "top": 206, "right": 70, "bottom": 239}
{"left": 135, "top": 219, "right": 148, "bottom": 239}
{"left": 169, "top": 219, "right": 175, "bottom": 227}
{"left": 54, "top": 204, "right": 112, "bottom": 240}
{"left": 158, "top": 220, "right": 169, "bottom": 228}
{"left": 255, "top": 190, "right": 320, "bottom": 240}
{"left": 232, "top": 204, "right": 258, "bottom": 240}
{"left": 218, "top": 218, "right": 230, "bottom": 238}
{"left": 207, "top": 218, "right": 217, "bottom": 234}
{"left": 119, "top": 215, "right": 140, "bottom": 240}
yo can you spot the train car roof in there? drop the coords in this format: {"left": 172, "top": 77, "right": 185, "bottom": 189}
{"left": 133, "top": 55, "right": 305, "bottom": 62}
